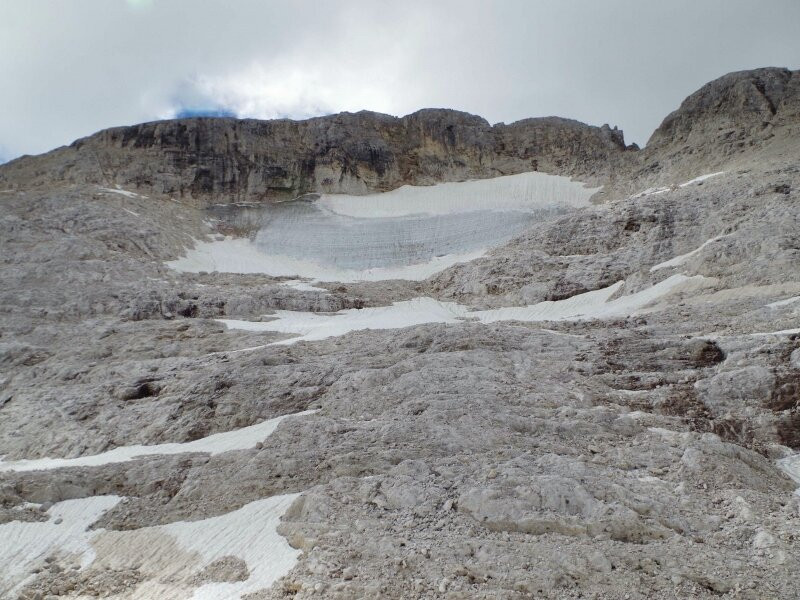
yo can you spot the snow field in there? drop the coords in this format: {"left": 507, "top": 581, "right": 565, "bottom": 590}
{"left": 219, "top": 274, "right": 703, "bottom": 345}
{"left": 0, "top": 494, "right": 302, "bottom": 599}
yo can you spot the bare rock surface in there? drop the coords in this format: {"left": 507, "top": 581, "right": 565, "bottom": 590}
{"left": 0, "top": 111, "right": 629, "bottom": 206}
{"left": 1, "top": 67, "right": 799, "bottom": 599}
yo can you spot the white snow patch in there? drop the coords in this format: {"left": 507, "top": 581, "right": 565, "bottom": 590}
{"left": 317, "top": 171, "right": 599, "bottom": 218}
{"left": 630, "top": 171, "right": 725, "bottom": 199}
{"left": 280, "top": 280, "right": 329, "bottom": 293}
{"left": 679, "top": 171, "right": 726, "bottom": 187}
{"left": 98, "top": 186, "right": 147, "bottom": 199}
{"left": 155, "top": 494, "right": 301, "bottom": 599}
{"left": 0, "top": 494, "right": 302, "bottom": 599}
{"left": 0, "top": 496, "right": 121, "bottom": 596}
{"left": 0, "top": 410, "right": 316, "bottom": 472}
{"left": 630, "top": 186, "right": 671, "bottom": 200}
{"left": 121, "top": 207, "right": 140, "bottom": 217}
{"left": 767, "top": 295, "right": 800, "bottom": 308}
{"left": 221, "top": 297, "right": 470, "bottom": 343}
{"left": 650, "top": 235, "right": 727, "bottom": 272}
{"left": 749, "top": 328, "right": 800, "bottom": 337}
{"left": 220, "top": 274, "right": 700, "bottom": 345}
{"left": 778, "top": 454, "right": 800, "bottom": 485}
{"left": 168, "top": 236, "right": 487, "bottom": 282}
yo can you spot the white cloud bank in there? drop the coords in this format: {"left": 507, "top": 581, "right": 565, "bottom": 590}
{"left": 1, "top": 1, "right": 799, "bottom": 158}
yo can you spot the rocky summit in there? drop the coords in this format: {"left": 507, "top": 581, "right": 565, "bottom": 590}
{"left": 1, "top": 67, "right": 799, "bottom": 599}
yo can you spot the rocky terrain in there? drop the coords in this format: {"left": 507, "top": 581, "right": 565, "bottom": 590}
{"left": 0, "top": 67, "right": 798, "bottom": 599}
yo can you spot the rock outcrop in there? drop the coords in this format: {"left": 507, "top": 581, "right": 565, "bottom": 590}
{"left": 0, "top": 110, "right": 629, "bottom": 205}
{"left": 623, "top": 67, "right": 800, "bottom": 189}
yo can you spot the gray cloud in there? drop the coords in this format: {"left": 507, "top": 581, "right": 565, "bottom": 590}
{"left": 1, "top": 0, "right": 799, "bottom": 159}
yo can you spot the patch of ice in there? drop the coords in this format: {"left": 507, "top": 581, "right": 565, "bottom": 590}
{"left": 0, "top": 496, "right": 121, "bottom": 596}
{"left": 219, "top": 274, "right": 701, "bottom": 345}
{"left": 317, "top": 171, "right": 599, "bottom": 218}
{"left": 0, "top": 410, "right": 316, "bottom": 472}
{"left": 767, "top": 296, "right": 800, "bottom": 308}
{"left": 650, "top": 235, "right": 727, "bottom": 272}
{"left": 168, "top": 237, "right": 487, "bottom": 282}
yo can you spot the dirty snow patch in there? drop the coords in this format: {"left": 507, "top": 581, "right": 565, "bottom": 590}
{"left": 0, "top": 410, "right": 316, "bottom": 472}
{"left": 154, "top": 494, "right": 300, "bottom": 599}
{"left": 169, "top": 171, "right": 597, "bottom": 281}
{"left": 0, "top": 496, "right": 121, "bottom": 596}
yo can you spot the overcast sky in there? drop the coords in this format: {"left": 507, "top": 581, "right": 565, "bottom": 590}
{"left": 1, "top": 0, "right": 799, "bottom": 161}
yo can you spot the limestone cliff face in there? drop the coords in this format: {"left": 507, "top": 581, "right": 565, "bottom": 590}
{"left": 0, "top": 109, "right": 628, "bottom": 205}
{"left": 2, "top": 67, "right": 797, "bottom": 205}
{"left": 634, "top": 67, "right": 800, "bottom": 181}
{"left": 648, "top": 67, "right": 800, "bottom": 151}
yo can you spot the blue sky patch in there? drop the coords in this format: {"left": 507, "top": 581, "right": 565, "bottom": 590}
{"left": 174, "top": 107, "right": 237, "bottom": 119}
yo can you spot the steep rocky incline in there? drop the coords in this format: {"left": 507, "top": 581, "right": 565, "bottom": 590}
{"left": 1, "top": 67, "right": 799, "bottom": 599}
{"left": 624, "top": 67, "right": 800, "bottom": 191}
